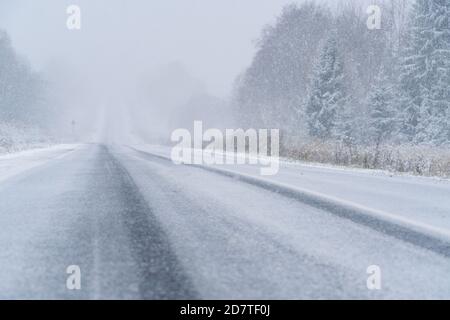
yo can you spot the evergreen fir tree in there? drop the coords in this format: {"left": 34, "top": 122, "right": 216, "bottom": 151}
{"left": 399, "top": 0, "right": 450, "bottom": 144}
{"left": 306, "top": 36, "right": 346, "bottom": 139}
{"left": 368, "top": 71, "right": 397, "bottom": 146}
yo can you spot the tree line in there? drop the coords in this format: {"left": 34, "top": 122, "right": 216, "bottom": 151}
{"left": 232, "top": 0, "right": 450, "bottom": 148}
{"left": 0, "top": 31, "right": 48, "bottom": 127}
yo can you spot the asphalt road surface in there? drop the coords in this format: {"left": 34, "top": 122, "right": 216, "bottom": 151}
{"left": 1, "top": 144, "right": 450, "bottom": 299}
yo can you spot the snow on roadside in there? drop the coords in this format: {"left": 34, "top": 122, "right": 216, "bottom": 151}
{"left": 0, "top": 144, "right": 82, "bottom": 183}
{"left": 131, "top": 144, "right": 450, "bottom": 232}
{"left": 132, "top": 143, "right": 450, "bottom": 182}
{"left": 0, "top": 123, "right": 56, "bottom": 155}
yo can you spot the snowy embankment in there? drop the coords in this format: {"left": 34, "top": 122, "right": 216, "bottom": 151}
{"left": 283, "top": 141, "right": 450, "bottom": 178}
{"left": 130, "top": 144, "right": 450, "bottom": 255}
{"left": 0, "top": 144, "right": 81, "bottom": 183}
{"left": 0, "top": 123, "right": 56, "bottom": 155}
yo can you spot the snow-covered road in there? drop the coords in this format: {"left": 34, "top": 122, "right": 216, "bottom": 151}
{"left": 1, "top": 144, "right": 450, "bottom": 299}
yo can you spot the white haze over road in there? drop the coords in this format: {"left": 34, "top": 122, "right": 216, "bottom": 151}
{"left": 0, "top": 0, "right": 329, "bottom": 97}
{"left": 1, "top": 0, "right": 338, "bottom": 143}
{"left": 0, "top": 0, "right": 378, "bottom": 143}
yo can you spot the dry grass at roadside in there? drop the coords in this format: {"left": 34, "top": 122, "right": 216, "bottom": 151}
{"left": 282, "top": 140, "right": 450, "bottom": 178}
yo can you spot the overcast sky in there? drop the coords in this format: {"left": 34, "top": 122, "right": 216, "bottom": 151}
{"left": 0, "top": 0, "right": 337, "bottom": 97}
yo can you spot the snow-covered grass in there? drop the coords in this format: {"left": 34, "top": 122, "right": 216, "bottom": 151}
{"left": 0, "top": 123, "right": 55, "bottom": 155}
{"left": 283, "top": 140, "right": 450, "bottom": 178}
{"left": 0, "top": 143, "right": 81, "bottom": 183}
